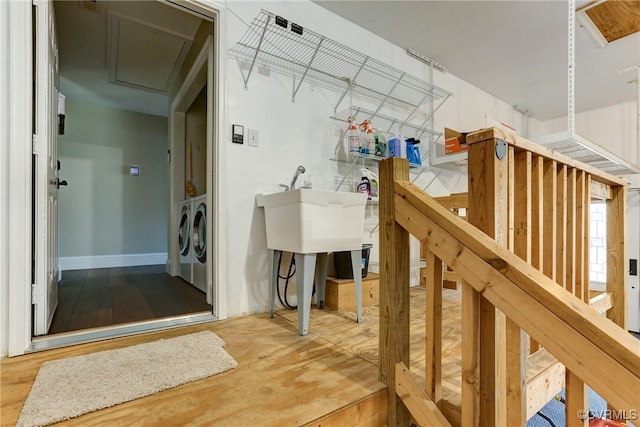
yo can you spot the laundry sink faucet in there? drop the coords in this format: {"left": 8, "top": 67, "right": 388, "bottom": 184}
{"left": 290, "top": 165, "right": 306, "bottom": 191}
{"left": 280, "top": 165, "right": 306, "bottom": 191}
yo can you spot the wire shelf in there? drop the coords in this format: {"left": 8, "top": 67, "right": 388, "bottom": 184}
{"left": 228, "top": 9, "right": 452, "bottom": 110}
{"left": 330, "top": 106, "right": 442, "bottom": 145}
{"left": 330, "top": 153, "right": 427, "bottom": 192}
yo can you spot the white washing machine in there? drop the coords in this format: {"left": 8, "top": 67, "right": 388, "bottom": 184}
{"left": 191, "top": 195, "right": 207, "bottom": 292}
{"left": 177, "top": 199, "right": 193, "bottom": 283}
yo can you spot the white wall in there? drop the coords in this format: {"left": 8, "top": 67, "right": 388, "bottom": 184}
{"left": 58, "top": 99, "right": 169, "bottom": 265}
{"left": 531, "top": 100, "right": 640, "bottom": 187}
{"left": 218, "top": 1, "right": 546, "bottom": 317}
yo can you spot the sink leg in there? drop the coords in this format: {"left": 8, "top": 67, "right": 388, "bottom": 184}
{"left": 295, "top": 253, "right": 316, "bottom": 336}
{"left": 268, "top": 249, "right": 278, "bottom": 318}
{"left": 350, "top": 249, "right": 363, "bottom": 323}
{"left": 315, "top": 252, "right": 328, "bottom": 309}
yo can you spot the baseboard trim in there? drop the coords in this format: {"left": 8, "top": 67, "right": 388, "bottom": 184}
{"left": 59, "top": 253, "right": 168, "bottom": 271}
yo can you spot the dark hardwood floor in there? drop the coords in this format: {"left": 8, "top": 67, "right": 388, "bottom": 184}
{"left": 48, "top": 265, "right": 212, "bottom": 335}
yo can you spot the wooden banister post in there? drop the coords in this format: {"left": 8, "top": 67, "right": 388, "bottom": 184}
{"left": 467, "top": 137, "right": 509, "bottom": 426}
{"left": 529, "top": 155, "right": 544, "bottom": 353}
{"left": 424, "top": 249, "right": 443, "bottom": 404}
{"left": 565, "top": 169, "right": 589, "bottom": 427}
{"left": 508, "top": 150, "right": 531, "bottom": 426}
{"left": 379, "top": 157, "right": 410, "bottom": 426}
{"left": 607, "top": 184, "right": 628, "bottom": 330}
{"left": 606, "top": 184, "right": 629, "bottom": 422}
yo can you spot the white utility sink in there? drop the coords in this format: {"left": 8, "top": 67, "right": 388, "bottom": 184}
{"left": 256, "top": 189, "right": 367, "bottom": 254}
{"left": 257, "top": 188, "right": 367, "bottom": 335}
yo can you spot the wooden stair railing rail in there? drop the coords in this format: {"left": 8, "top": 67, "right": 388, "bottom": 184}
{"left": 378, "top": 128, "right": 639, "bottom": 427}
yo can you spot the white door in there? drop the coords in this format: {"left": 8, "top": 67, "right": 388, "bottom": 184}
{"left": 33, "top": 0, "right": 59, "bottom": 336}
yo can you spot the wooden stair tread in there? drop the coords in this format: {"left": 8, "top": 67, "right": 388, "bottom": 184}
{"left": 589, "top": 291, "right": 613, "bottom": 314}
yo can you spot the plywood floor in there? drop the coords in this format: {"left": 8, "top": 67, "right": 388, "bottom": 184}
{"left": 1, "top": 287, "right": 458, "bottom": 426}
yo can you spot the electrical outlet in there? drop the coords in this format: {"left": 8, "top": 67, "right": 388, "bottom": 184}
{"left": 248, "top": 128, "right": 259, "bottom": 147}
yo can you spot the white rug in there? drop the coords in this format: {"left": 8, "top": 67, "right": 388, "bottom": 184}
{"left": 17, "top": 331, "right": 237, "bottom": 427}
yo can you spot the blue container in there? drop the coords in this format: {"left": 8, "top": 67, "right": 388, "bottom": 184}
{"left": 388, "top": 137, "right": 402, "bottom": 158}
{"left": 406, "top": 144, "right": 421, "bottom": 165}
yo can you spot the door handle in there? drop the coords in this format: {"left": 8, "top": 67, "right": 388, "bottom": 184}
{"left": 57, "top": 178, "right": 68, "bottom": 189}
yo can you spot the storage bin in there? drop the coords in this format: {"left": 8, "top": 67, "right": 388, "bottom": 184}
{"left": 333, "top": 244, "right": 373, "bottom": 279}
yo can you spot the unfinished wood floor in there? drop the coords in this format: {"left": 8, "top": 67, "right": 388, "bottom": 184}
{"left": 50, "top": 265, "right": 212, "bottom": 334}
{"left": 1, "top": 287, "right": 455, "bottom": 426}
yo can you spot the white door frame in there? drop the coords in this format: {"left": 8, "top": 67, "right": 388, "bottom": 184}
{"left": 6, "top": 0, "right": 34, "bottom": 357}
{"left": 169, "top": 35, "right": 215, "bottom": 306}
{"left": 628, "top": 189, "right": 640, "bottom": 333}
{"left": 6, "top": 0, "right": 227, "bottom": 356}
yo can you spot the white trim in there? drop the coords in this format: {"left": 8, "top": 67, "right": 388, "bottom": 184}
{"left": 30, "top": 312, "right": 216, "bottom": 353}
{"left": 29, "top": 312, "right": 218, "bottom": 351}
{"left": 210, "top": 2, "right": 227, "bottom": 321}
{"left": 0, "top": 0, "right": 10, "bottom": 358}
{"left": 576, "top": 1, "right": 608, "bottom": 48}
{"left": 168, "top": 6, "right": 228, "bottom": 320}
{"left": 59, "top": 253, "right": 168, "bottom": 271}
{"left": 106, "top": 10, "right": 194, "bottom": 94}
{"left": 7, "top": 0, "right": 33, "bottom": 357}
{"left": 167, "top": 1, "right": 227, "bottom": 320}
{"left": 168, "top": 38, "right": 209, "bottom": 279}
{"left": 170, "top": 37, "right": 210, "bottom": 111}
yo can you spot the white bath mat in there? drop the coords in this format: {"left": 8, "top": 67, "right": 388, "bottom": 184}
{"left": 17, "top": 331, "right": 237, "bottom": 427}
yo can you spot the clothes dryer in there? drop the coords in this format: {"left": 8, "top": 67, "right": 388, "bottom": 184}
{"left": 177, "top": 200, "right": 193, "bottom": 283}
{"left": 191, "top": 195, "right": 207, "bottom": 292}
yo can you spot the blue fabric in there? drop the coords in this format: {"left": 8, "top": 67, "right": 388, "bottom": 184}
{"left": 528, "top": 333, "right": 639, "bottom": 426}
{"left": 527, "top": 389, "right": 607, "bottom": 427}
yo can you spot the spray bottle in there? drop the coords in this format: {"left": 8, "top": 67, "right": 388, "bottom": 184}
{"left": 359, "top": 120, "right": 375, "bottom": 155}
{"left": 347, "top": 116, "right": 360, "bottom": 153}
{"left": 360, "top": 168, "right": 379, "bottom": 202}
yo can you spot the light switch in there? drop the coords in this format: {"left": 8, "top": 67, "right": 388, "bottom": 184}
{"left": 248, "top": 128, "right": 259, "bottom": 147}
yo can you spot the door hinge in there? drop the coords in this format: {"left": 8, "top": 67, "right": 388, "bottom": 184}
{"left": 32, "top": 283, "right": 43, "bottom": 304}
{"left": 32, "top": 134, "right": 39, "bottom": 155}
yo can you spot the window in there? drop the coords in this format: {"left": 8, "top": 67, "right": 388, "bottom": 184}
{"left": 589, "top": 202, "right": 607, "bottom": 283}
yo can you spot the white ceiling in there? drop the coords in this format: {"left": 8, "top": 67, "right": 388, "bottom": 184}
{"left": 314, "top": 1, "right": 640, "bottom": 121}
{"left": 55, "top": 1, "right": 639, "bottom": 121}
{"left": 55, "top": 1, "right": 204, "bottom": 117}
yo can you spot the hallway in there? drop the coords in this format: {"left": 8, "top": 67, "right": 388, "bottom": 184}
{"left": 48, "top": 265, "right": 212, "bottom": 335}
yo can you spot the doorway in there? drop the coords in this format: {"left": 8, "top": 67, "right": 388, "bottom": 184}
{"left": 29, "top": 0, "right": 220, "bottom": 347}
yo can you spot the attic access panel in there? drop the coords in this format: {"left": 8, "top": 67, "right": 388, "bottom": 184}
{"left": 577, "top": 0, "right": 640, "bottom": 46}
{"left": 107, "top": 12, "right": 193, "bottom": 93}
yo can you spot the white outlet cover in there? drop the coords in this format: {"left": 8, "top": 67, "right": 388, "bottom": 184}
{"left": 248, "top": 128, "right": 259, "bottom": 147}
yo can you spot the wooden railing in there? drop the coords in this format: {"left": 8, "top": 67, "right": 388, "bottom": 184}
{"left": 378, "top": 128, "right": 640, "bottom": 426}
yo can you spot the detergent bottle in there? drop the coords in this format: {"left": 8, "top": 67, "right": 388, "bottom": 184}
{"left": 356, "top": 169, "right": 371, "bottom": 201}
{"left": 362, "top": 169, "right": 379, "bottom": 202}
{"left": 374, "top": 131, "right": 388, "bottom": 157}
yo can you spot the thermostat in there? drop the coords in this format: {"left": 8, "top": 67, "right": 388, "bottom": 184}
{"left": 232, "top": 124, "right": 244, "bottom": 144}
{"left": 129, "top": 166, "right": 141, "bottom": 176}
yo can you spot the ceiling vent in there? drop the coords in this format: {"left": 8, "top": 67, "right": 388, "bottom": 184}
{"left": 107, "top": 11, "right": 193, "bottom": 93}
{"left": 577, "top": 0, "right": 640, "bottom": 47}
